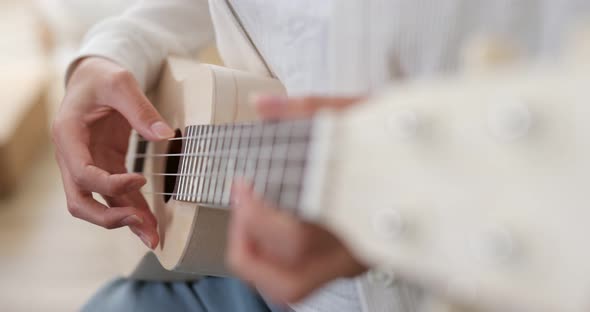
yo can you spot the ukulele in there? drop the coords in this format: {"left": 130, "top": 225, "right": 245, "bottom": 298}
{"left": 127, "top": 58, "right": 286, "bottom": 276}
{"left": 128, "top": 26, "right": 590, "bottom": 312}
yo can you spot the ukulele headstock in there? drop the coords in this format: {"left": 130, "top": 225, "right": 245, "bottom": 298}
{"left": 299, "top": 26, "right": 590, "bottom": 312}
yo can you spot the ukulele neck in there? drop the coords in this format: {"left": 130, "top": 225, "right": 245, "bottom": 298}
{"left": 173, "top": 118, "right": 316, "bottom": 212}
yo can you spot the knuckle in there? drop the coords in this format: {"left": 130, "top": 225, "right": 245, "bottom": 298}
{"left": 104, "top": 177, "right": 121, "bottom": 196}
{"left": 133, "top": 105, "right": 157, "bottom": 124}
{"left": 101, "top": 215, "right": 118, "bottom": 230}
{"left": 282, "top": 279, "right": 306, "bottom": 302}
{"left": 131, "top": 100, "right": 158, "bottom": 124}
{"left": 71, "top": 171, "right": 85, "bottom": 186}
{"left": 104, "top": 184, "right": 115, "bottom": 197}
{"left": 108, "top": 69, "right": 134, "bottom": 89}
{"left": 67, "top": 202, "right": 82, "bottom": 218}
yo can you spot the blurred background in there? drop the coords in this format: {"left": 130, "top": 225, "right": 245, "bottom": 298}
{"left": 0, "top": 1, "right": 589, "bottom": 312}
{"left": 0, "top": 1, "right": 218, "bottom": 311}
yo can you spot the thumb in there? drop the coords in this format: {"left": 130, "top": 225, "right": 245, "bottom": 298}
{"left": 111, "top": 79, "right": 175, "bottom": 141}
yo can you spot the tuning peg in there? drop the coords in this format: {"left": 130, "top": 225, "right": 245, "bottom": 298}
{"left": 386, "top": 110, "right": 419, "bottom": 140}
{"left": 372, "top": 207, "right": 407, "bottom": 241}
{"left": 475, "top": 225, "right": 522, "bottom": 266}
{"left": 487, "top": 97, "right": 532, "bottom": 142}
{"left": 368, "top": 269, "right": 396, "bottom": 287}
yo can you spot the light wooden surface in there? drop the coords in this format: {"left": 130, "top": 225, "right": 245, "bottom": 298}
{"left": 136, "top": 59, "right": 284, "bottom": 276}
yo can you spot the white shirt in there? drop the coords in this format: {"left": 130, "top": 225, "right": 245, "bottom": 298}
{"left": 71, "top": 1, "right": 590, "bottom": 311}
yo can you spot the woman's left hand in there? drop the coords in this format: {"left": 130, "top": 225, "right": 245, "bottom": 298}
{"left": 227, "top": 96, "right": 368, "bottom": 304}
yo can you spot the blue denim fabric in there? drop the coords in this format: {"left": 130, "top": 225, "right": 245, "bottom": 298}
{"left": 82, "top": 277, "right": 287, "bottom": 312}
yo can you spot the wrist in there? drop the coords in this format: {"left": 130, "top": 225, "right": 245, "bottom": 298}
{"left": 66, "top": 56, "right": 126, "bottom": 88}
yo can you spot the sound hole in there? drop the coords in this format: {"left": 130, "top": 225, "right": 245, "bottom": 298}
{"left": 163, "top": 129, "right": 182, "bottom": 203}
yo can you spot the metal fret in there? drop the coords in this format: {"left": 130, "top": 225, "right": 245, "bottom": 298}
{"left": 175, "top": 127, "right": 190, "bottom": 201}
{"left": 219, "top": 125, "right": 229, "bottom": 203}
{"left": 253, "top": 123, "right": 273, "bottom": 197}
{"left": 212, "top": 125, "right": 224, "bottom": 202}
{"left": 202, "top": 125, "right": 214, "bottom": 203}
{"left": 207, "top": 125, "right": 222, "bottom": 203}
{"left": 195, "top": 125, "right": 207, "bottom": 202}
{"left": 171, "top": 133, "right": 184, "bottom": 201}
{"left": 245, "top": 123, "right": 263, "bottom": 183}
{"left": 191, "top": 126, "right": 202, "bottom": 202}
{"left": 270, "top": 121, "right": 291, "bottom": 207}
{"left": 235, "top": 125, "right": 250, "bottom": 186}
{"left": 187, "top": 126, "right": 197, "bottom": 201}
{"left": 214, "top": 125, "right": 231, "bottom": 205}
{"left": 222, "top": 124, "right": 240, "bottom": 206}
{"left": 186, "top": 126, "right": 198, "bottom": 201}
{"left": 209, "top": 125, "right": 222, "bottom": 205}
{"left": 197, "top": 125, "right": 210, "bottom": 202}
{"left": 205, "top": 125, "right": 218, "bottom": 204}
{"left": 191, "top": 125, "right": 203, "bottom": 201}
{"left": 188, "top": 127, "right": 196, "bottom": 201}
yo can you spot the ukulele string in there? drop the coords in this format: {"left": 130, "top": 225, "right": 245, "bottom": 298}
{"left": 134, "top": 120, "right": 313, "bottom": 143}
{"left": 137, "top": 191, "right": 246, "bottom": 209}
{"left": 132, "top": 141, "right": 309, "bottom": 159}
{"left": 135, "top": 132, "right": 311, "bottom": 143}
{"left": 139, "top": 172, "right": 302, "bottom": 185}
{"left": 139, "top": 190, "right": 206, "bottom": 197}
{"left": 138, "top": 190, "right": 233, "bottom": 207}
{"left": 132, "top": 124, "right": 312, "bottom": 200}
{"left": 133, "top": 142, "right": 307, "bottom": 187}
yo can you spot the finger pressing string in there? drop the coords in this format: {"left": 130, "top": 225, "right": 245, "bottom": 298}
{"left": 134, "top": 118, "right": 314, "bottom": 143}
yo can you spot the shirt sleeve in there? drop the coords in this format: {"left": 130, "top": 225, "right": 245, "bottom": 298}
{"left": 66, "top": 0, "right": 214, "bottom": 91}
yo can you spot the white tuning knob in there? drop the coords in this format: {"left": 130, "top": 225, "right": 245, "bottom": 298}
{"left": 475, "top": 226, "right": 522, "bottom": 266}
{"left": 487, "top": 98, "right": 532, "bottom": 142}
{"left": 372, "top": 207, "right": 406, "bottom": 240}
{"left": 368, "top": 270, "right": 396, "bottom": 287}
{"left": 386, "top": 110, "right": 419, "bottom": 140}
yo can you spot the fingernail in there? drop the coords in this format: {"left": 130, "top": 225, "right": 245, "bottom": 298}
{"left": 139, "top": 233, "right": 153, "bottom": 249}
{"left": 121, "top": 214, "right": 143, "bottom": 226}
{"left": 249, "top": 93, "right": 287, "bottom": 107}
{"left": 151, "top": 121, "right": 175, "bottom": 139}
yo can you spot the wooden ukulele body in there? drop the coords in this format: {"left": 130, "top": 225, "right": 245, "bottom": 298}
{"left": 128, "top": 57, "right": 285, "bottom": 276}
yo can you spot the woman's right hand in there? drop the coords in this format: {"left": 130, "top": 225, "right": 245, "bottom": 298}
{"left": 52, "top": 57, "right": 174, "bottom": 249}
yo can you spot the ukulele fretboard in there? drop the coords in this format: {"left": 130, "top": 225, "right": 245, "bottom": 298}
{"left": 173, "top": 119, "right": 314, "bottom": 211}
